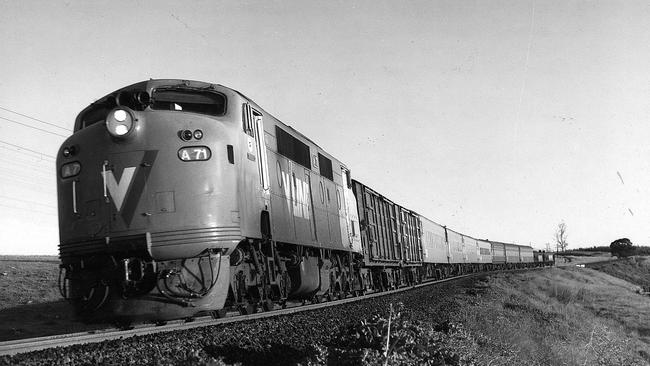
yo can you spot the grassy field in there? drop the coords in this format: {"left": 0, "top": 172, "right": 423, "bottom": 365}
{"left": 1, "top": 256, "right": 649, "bottom": 365}
{"left": 0, "top": 256, "right": 107, "bottom": 340}
{"left": 554, "top": 251, "right": 615, "bottom": 267}
{"left": 458, "top": 267, "right": 649, "bottom": 365}
{"left": 587, "top": 256, "right": 650, "bottom": 290}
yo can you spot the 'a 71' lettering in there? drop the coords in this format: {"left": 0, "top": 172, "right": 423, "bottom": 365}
{"left": 178, "top": 147, "right": 211, "bottom": 161}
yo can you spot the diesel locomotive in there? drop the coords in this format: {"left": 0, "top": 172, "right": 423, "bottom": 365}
{"left": 56, "top": 79, "right": 552, "bottom": 322}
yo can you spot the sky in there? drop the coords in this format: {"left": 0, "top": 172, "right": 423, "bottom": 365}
{"left": 1, "top": 0, "right": 649, "bottom": 255}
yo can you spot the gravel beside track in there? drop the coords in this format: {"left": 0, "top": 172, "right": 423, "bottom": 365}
{"left": 0, "top": 276, "right": 481, "bottom": 365}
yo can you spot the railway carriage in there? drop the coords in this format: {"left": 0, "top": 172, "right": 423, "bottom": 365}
{"left": 420, "top": 216, "right": 449, "bottom": 279}
{"left": 477, "top": 239, "right": 493, "bottom": 269}
{"left": 351, "top": 180, "right": 422, "bottom": 290}
{"left": 463, "top": 235, "right": 479, "bottom": 267}
{"left": 490, "top": 241, "right": 507, "bottom": 269}
{"left": 56, "top": 79, "right": 549, "bottom": 323}
{"left": 446, "top": 228, "right": 466, "bottom": 268}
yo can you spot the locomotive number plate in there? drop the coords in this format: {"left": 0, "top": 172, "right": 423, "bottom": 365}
{"left": 178, "top": 146, "right": 211, "bottom": 161}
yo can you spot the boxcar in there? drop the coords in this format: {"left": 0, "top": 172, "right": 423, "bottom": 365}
{"left": 351, "top": 180, "right": 422, "bottom": 288}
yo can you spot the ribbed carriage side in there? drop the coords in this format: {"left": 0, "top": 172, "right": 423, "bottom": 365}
{"left": 505, "top": 243, "right": 520, "bottom": 264}
{"left": 420, "top": 216, "right": 451, "bottom": 279}
{"left": 477, "top": 239, "right": 492, "bottom": 265}
{"left": 351, "top": 180, "right": 422, "bottom": 266}
{"left": 519, "top": 245, "right": 534, "bottom": 264}
{"left": 490, "top": 241, "right": 506, "bottom": 267}
{"left": 351, "top": 180, "right": 422, "bottom": 288}
{"left": 446, "top": 229, "right": 465, "bottom": 264}
{"left": 464, "top": 235, "right": 480, "bottom": 264}
{"left": 421, "top": 216, "right": 448, "bottom": 264}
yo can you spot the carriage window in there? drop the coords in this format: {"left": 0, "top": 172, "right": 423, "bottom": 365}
{"left": 318, "top": 153, "right": 333, "bottom": 180}
{"left": 276, "top": 126, "right": 311, "bottom": 168}
{"left": 152, "top": 88, "right": 226, "bottom": 116}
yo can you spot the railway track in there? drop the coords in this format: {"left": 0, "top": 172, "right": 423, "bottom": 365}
{"left": 0, "top": 273, "right": 480, "bottom": 356}
{"left": 1, "top": 266, "right": 549, "bottom": 357}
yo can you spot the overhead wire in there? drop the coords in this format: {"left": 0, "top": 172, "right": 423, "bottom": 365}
{"left": 0, "top": 115, "right": 69, "bottom": 138}
{"left": 0, "top": 105, "right": 70, "bottom": 132}
{"left": 0, "top": 140, "right": 56, "bottom": 160}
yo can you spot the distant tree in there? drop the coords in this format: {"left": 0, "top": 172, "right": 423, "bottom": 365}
{"left": 555, "top": 221, "right": 568, "bottom": 252}
{"left": 610, "top": 238, "right": 636, "bottom": 258}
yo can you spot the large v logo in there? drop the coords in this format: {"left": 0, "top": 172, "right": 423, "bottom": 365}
{"left": 102, "top": 150, "right": 158, "bottom": 228}
{"left": 105, "top": 167, "right": 137, "bottom": 211}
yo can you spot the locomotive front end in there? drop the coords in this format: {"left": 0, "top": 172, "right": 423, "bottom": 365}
{"left": 57, "top": 80, "right": 242, "bottom": 321}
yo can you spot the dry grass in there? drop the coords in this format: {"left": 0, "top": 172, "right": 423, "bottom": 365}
{"left": 587, "top": 256, "right": 650, "bottom": 290}
{"left": 0, "top": 257, "right": 60, "bottom": 309}
{"left": 0, "top": 256, "right": 107, "bottom": 340}
{"left": 455, "top": 267, "right": 650, "bottom": 365}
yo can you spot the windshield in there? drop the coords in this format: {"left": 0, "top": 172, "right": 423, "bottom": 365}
{"left": 75, "top": 87, "right": 227, "bottom": 131}
{"left": 151, "top": 88, "right": 226, "bottom": 116}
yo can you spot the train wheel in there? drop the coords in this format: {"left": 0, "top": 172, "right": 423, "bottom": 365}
{"left": 114, "top": 320, "right": 134, "bottom": 330}
{"left": 210, "top": 309, "right": 227, "bottom": 319}
{"left": 262, "top": 299, "right": 275, "bottom": 312}
{"left": 238, "top": 304, "right": 257, "bottom": 315}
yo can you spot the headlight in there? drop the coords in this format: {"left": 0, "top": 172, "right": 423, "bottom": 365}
{"left": 106, "top": 108, "right": 134, "bottom": 137}
{"left": 60, "top": 162, "right": 81, "bottom": 178}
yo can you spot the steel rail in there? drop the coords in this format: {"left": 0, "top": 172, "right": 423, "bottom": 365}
{"left": 0, "top": 267, "right": 545, "bottom": 357}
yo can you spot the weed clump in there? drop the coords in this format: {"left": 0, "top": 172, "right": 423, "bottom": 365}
{"left": 313, "top": 302, "right": 479, "bottom": 365}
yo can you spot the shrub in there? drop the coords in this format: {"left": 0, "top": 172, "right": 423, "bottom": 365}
{"left": 610, "top": 238, "right": 636, "bottom": 258}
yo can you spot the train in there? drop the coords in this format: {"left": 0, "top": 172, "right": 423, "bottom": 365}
{"left": 56, "top": 79, "right": 554, "bottom": 322}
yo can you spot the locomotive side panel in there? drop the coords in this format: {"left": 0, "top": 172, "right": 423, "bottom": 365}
{"left": 266, "top": 151, "right": 299, "bottom": 243}
{"left": 264, "top": 127, "right": 314, "bottom": 246}
{"left": 341, "top": 169, "right": 362, "bottom": 253}
{"left": 420, "top": 216, "right": 448, "bottom": 264}
{"left": 262, "top": 117, "right": 349, "bottom": 251}
{"left": 323, "top": 170, "right": 343, "bottom": 248}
